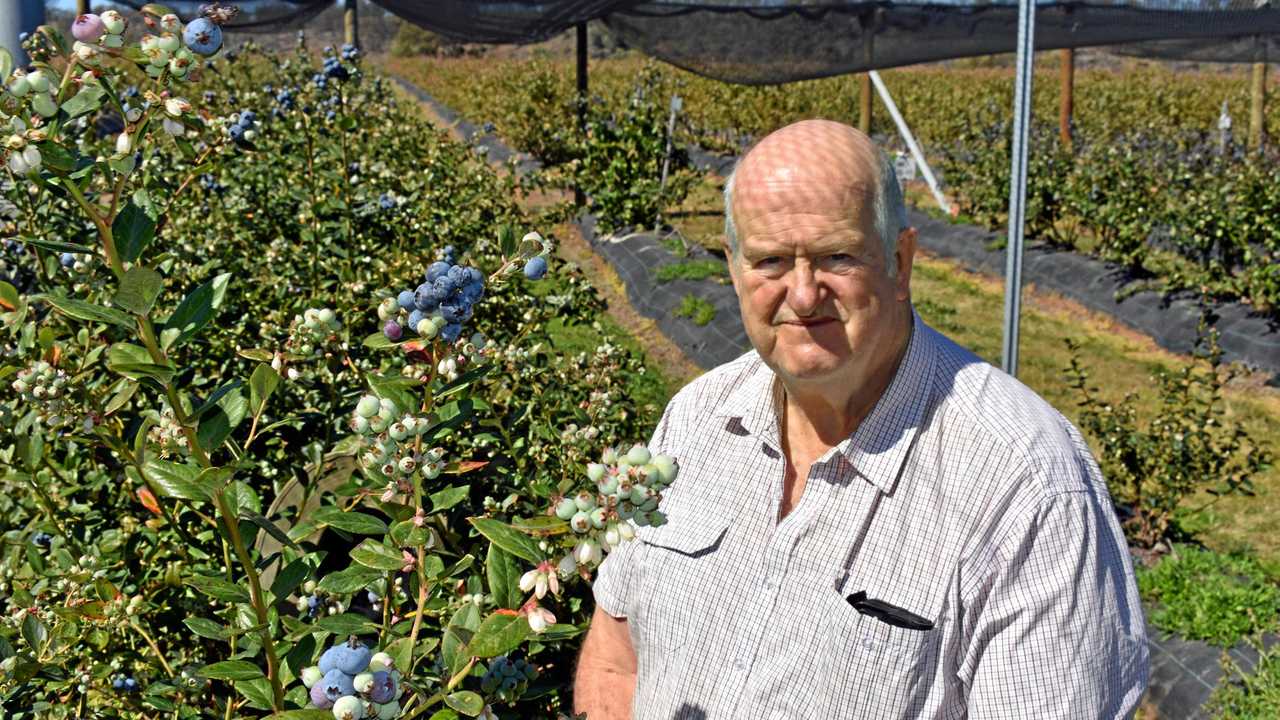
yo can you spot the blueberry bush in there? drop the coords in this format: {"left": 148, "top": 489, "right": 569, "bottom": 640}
{"left": 0, "top": 7, "right": 677, "bottom": 718}
{"left": 389, "top": 54, "right": 1280, "bottom": 315}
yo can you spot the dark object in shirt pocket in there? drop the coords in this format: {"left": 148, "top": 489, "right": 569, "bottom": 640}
{"left": 845, "top": 591, "right": 935, "bottom": 631}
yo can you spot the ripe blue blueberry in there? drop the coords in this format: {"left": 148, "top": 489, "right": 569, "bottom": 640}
{"left": 319, "top": 642, "right": 372, "bottom": 676}
{"left": 182, "top": 18, "right": 223, "bottom": 56}
{"left": 318, "top": 668, "right": 355, "bottom": 702}
{"left": 60, "top": 252, "right": 75, "bottom": 268}
{"left": 523, "top": 256, "right": 548, "bottom": 280}
{"left": 397, "top": 290, "right": 416, "bottom": 310}
{"left": 414, "top": 283, "right": 440, "bottom": 312}
{"left": 31, "top": 531, "right": 52, "bottom": 548}
{"left": 440, "top": 322, "right": 462, "bottom": 343}
{"left": 406, "top": 309, "right": 426, "bottom": 334}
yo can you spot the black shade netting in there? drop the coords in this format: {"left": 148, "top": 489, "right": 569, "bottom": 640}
{"left": 104, "top": 1, "right": 333, "bottom": 34}
{"left": 370, "top": 1, "right": 1280, "bottom": 84}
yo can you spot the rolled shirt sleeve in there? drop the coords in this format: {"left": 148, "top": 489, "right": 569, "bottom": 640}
{"left": 960, "top": 488, "right": 1149, "bottom": 718}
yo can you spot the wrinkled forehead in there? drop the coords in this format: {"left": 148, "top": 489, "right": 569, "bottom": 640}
{"left": 734, "top": 121, "right": 879, "bottom": 217}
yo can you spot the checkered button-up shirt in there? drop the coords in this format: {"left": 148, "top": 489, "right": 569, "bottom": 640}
{"left": 593, "top": 312, "right": 1149, "bottom": 719}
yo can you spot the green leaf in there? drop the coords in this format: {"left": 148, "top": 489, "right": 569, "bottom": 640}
{"left": 163, "top": 273, "right": 232, "bottom": 349}
{"left": 467, "top": 612, "right": 530, "bottom": 658}
{"left": 113, "top": 266, "right": 164, "bottom": 315}
{"left": 390, "top": 520, "right": 431, "bottom": 547}
{"left": 441, "top": 603, "right": 481, "bottom": 675}
{"left": 312, "top": 506, "right": 387, "bottom": 535}
{"left": 367, "top": 373, "right": 420, "bottom": 414}
{"left": 240, "top": 511, "right": 300, "bottom": 552}
{"left": 16, "top": 235, "right": 95, "bottom": 255}
{"left": 486, "top": 544, "right": 523, "bottom": 610}
{"left": 196, "top": 387, "right": 247, "bottom": 454}
{"left": 469, "top": 517, "right": 543, "bottom": 564}
{"left": 235, "top": 677, "right": 275, "bottom": 710}
{"left": 362, "top": 331, "right": 399, "bottom": 349}
{"left": 20, "top": 613, "right": 48, "bottom": 653}
{"left": 183, "top": 617, "right": 228, "bottom": 641}
{"left": 36, "top": 142, "right": 76, "bottom": 172}
{"left": 37, "top": 293, "right": 133, "bottom": 328}
{"left": 185, "top": 573, "right": 250, "bottom": 604}
{"left": 0, "top": 49, "right": 12, "bottom": 86}
{"left": 269, "top": 558, "right": 312, "bottom": 602}
{"left": 268, "top": 710, "right": 334, "bottom": 720}
{"left": 316, "top": 613, "right": 378, "bottom": 636}
{"left": 199, "top": 660, "right": 264, "bottom": 681}
{"left": 316, "top": 565, "right": 381, "bottom": 595}
{"left": 510, "top": 515, "right": 570, "bottom": 536}
{"left": 427, "top": 712, "right": 460, "bottom": 720}
{"left": 60, "top": 85, "right": 105, "bottom": 119}
{"left": 444, "top": 690, "right": 485, "bottom": 717}
{"left": 113, "top": 201, "right": 157, "bottom": 263}
{"left": 430, "top": 485, "right": 470, "bottom": 513}
{"left": 141, "top": 459, "right": 211, "bottom": 502}
{"left": 191, "top": 381, "right": 244, "bottom": 421}
{"left": 0, "top": 280, "right": 19, "bottom": 310}
{"left": 249, "top": 364, "right": 280, "bottom": 416}
{"left": 350, "top": 540, "right": 406, "bottom": 572}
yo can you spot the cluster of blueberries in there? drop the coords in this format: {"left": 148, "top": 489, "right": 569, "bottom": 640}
{"left": 111, "top": 676, "right": 141, "bottom": 693}
{"left": 227, "top": 110, "right": 256, "bottom": 147}
{"left": 198, "top": 173, "right": 228, "bottom": 195}
{"left": 316, "top": 53, "right": 351, "bottom": 87}
{"left": 31, "top": 531, "right": 52, "bottom": 548}
{"left": 378, "top": 193, "right": 397, "bottom": 211}
{"left": 303, "top": 640, "right": 402, "bottom": 718}
{"left": 480, "top": 655, "right": 538, "bottom": 703}
{"left": 381, "top": 257, "right": 486, "bottom": 344}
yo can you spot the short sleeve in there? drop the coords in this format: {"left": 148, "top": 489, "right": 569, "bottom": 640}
{"left": 960, "top": 489, "right": 1149, "bottom": 718}
{"left": 591, "top": 400, "right": 679, "bottom": 618}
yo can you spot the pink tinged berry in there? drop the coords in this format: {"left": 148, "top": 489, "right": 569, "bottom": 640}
{"left": 383, "top": 320, "right": 402, "bottom": 341}
{"left": 309, "top": 681, "right": 335, "bottom": 709}
{"left": 72, "top": 14, "right": 105, "bottom": 42}
{"left": 368, "top": 652, "right": 394, "bottom": 673}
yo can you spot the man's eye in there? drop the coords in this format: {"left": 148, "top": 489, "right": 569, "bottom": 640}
{"left": 756, "top": 257, "right": 782, "bottom": 267}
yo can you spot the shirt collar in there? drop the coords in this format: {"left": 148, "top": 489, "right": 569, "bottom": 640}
{"left": 713, "top": 309, "right": 936, "bottom": 495}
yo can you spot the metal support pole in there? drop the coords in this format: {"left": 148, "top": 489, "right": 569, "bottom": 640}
{"left": 575, "top": 22, "right": 587, "bottom": 207}
{"left": 655, "top": 95, "right": 682, "bottom": 232}
{"left": 1002, "top": 0, "right": 1037, "bottom": 376}
{"left": 77, "top": 0, "right": 88, "bottom": 15}
{"left": 344, "top": 0, "right": 358, "bottom": 50}
{"left": 1059, "top": 48, "right": 1074, "bottom": 151}
{"left": 0, "top": 0, "right": 45, "bottom": 67}
{"left": 868, "top": 71, "right": 950, "bottom": 215}
{"left": 1250, "top": 61, "right": 1266, "bottom": 152}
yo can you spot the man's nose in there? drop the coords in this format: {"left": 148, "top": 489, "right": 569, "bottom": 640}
{"left": 786, "top": 263, "right": 823, "bottom": 317}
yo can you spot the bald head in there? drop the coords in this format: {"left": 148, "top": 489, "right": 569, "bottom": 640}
{"left": 724, "top": 120, "right": 906, "bottom": 277}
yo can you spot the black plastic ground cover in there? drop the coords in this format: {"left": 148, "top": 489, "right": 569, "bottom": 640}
{"left": 576, "top": 215, "right": 752, "bottom": 369}
{"left": 1145, "top": 620, "right": 1280, "bottom": 719}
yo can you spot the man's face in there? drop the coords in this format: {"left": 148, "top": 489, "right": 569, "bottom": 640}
{"left": 725, "top": 123, "right": 916, "bottom": 388}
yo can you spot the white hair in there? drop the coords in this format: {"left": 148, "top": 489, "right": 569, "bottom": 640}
{"left": 723, "top": 148, "right": 907, "bottom": 277}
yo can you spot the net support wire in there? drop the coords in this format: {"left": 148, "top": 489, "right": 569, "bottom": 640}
{"left": 1002, "top": 0, "right": 1037, "bottom": 377}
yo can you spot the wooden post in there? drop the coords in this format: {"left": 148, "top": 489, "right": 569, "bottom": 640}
{"left": 575, "top": 22, "right": 588, "bottom": 207}
{"left": 859, "top": 74, "right": 872, "bottom": 134}
{"left": 1249, "top": 61, "right": 1266, "bottom": 152}
{"left": 344, "top": 0, "right": 359, "bottom": 50}
{"left": 77, "top": 0, "right": 89, "bottom": 15}
{"left": 1059, "top": 48, "right": 1074, "bottom": 151}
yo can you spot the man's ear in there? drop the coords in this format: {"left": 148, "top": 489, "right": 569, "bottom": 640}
{"left": 894, "top": 227, "right": 918, "bottom": 301}
{"left": 722, "top": 237, "right": 741, "bottom": 295}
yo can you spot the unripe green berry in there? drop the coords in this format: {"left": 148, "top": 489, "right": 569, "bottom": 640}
{"left": 586, "top": 463, "right": 606, "bottom": 482}
{"left": 554, "top": 497, "right": 578, "bottom": 520}
{"left": 626, "top": 444, "right": 651, "bottom": 466}
{"left": 355, "top": 395, "right": 380, "bottom": 418}
{"left": 573, "top": 491, "right": 596, "bottom": 512}
{"left": 570, "top": 510, "right": 590, "bottom": 533}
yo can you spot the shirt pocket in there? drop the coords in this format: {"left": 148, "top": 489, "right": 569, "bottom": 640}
{"left": 632, "top": 514, "right": 732, "bottom": 658}
{"left": 820, "top": 577, "right": 943, "bottom": 718}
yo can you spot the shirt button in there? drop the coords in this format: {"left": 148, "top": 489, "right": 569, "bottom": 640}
{"left": 764, "top": 577, "right": 778, "bottom": 591}
{"left": 733, "top": 658, "right": 746, "bottom": 670}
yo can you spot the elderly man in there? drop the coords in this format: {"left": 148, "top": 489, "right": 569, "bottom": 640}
{"left": 574, "top": 120, "right": 1148, "bottom": 719}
